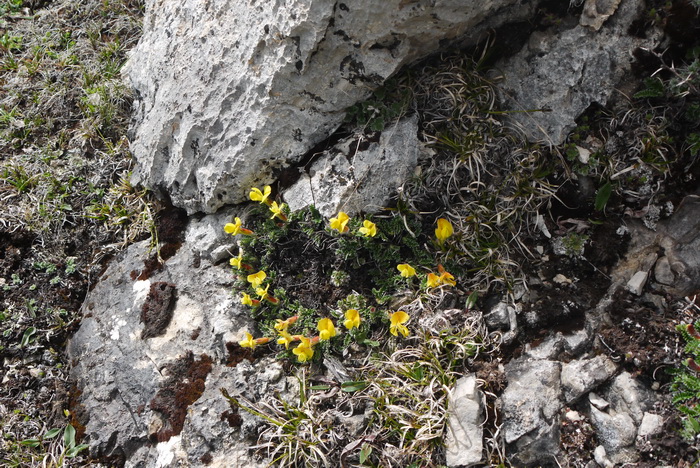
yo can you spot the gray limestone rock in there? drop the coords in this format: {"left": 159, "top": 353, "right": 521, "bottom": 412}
{"left": 283, "top": 115, "right": 422, "bottom": 217}
{"left": 497, "top": 0, "right": 657, "bottom": 144}
{"left": 67, "top": 240, "right": 287, "bottom": 466}
{"left": 657, "top": 195, "right": 700, "bottom": 297}
{"left": 637, "top": 412, "right": 664, "bottom": 438}
{"left": 602, "top": 372, "right": 653, "bottom": 425}
{"left": 445, "top": 374, "right": 483, "bottom": 467}
{"left": 561, "top": 355, "right": 618, "bottom": 403}
{"left": 502, "top": 359, "right": 563, "bottom": 465}
{"left": 586, "top": 371, "right": 658, "bottom": 464}
{"left": 589, "top": 405, "right": 639, "bottom": 465}
{"left": 184, "top": 208, "right": 242, "bottom": 264}
{"left": 654, "top": 256, "right": 675, "bottom": 285}
{"left": 125, "top": 0, "right": 540, "bottom": 214}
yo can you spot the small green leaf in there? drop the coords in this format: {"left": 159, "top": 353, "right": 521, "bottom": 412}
{"left": 65, "top": 444, "right": 89, "bottom": 458}
{"left": 20, "top": 438, "right": 41, "bottom": 447}
{"left": 63, "top": 423, "right": 76, "bottom": 449}
{"left": 361, "top": 338, "right": 380, "bottom": 347}
{"left": 359, "top": 443, "right": 373, "bottom": 463}
{"left": 44, "top": 427, "right": 62, "bottom": 439}
{"left": 20, "top": 327, "right": 36, "bottom": 347}
{"left": 466, "top": 291, "right": 478, "bottom": 310}
{"left": 309, "top": 385, "right": 331, "bottom": 391}
{"left": 341, "top": 381, "right": 369, "bottom": 393}
{"left": 594, "top": 181, "right": 612, "bottom": 212}
{"left": 633, "top": 77, "right": 665, "bottom": 99}
{"left": 369, "top": 117, "right": 385, "bottom": 132}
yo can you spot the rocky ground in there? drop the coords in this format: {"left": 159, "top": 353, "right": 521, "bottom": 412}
{"left": 1, "top": 0, "right": 700, "bottom": 466}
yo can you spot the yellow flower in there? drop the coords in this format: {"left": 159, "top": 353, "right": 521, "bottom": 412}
{"left": 269, "top": 201, "right": 287, "bottom": 221}
{"left": 274, "top": 315, "right": 299, "bottom": 332}
{"left": 239, "top": 332, "right": 256, "bottom": 348}
{"left": 439, "top": 271, "right": 456, "bottom": 286}
{"left": 389, "top": 311, "right": 410, "bottom": 337}
{"left": 329, "top": 211, "right": 350, "bottom": 233}
{"left": 317, "top": 318, "right": 337, "bottom": 341}
{"left": 224, "top": 217, "right": 253, "bottom": 236}
{"left": 397, "top": 263, "right": 416, "bottom": 278}
{"left": 293, "top": 336, "right": 315, "bottom": 363}
{"left": 435, "top": 218, "right": 454, "bottom": 244}
{"left": 427, "top": 273, "right": 441, "bottom": 288}
{"left": 230, "top": 250, "right": 244, "bottom": 269}
{"left": 250, "top": 186, "right": 272, "bottom": 205}
{"left": 256, "top": 284, "right": 270, "bottom": 301}
{"left": 277, "top": 329, "right": 296, "bottom": 349}
{"left": 358, "top": 220, "right": 377, "bottom": 237}
{"left": 247, "top": 270, "right": 267, "bottom": 288}
{"left": 344, "top": 309, "right": 361, "bottom": 330}
{"left": 241, "top": 292, "right": 255, "bottom": 306}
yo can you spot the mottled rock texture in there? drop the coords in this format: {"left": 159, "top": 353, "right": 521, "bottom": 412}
{"left": 67, "top": 236, "right": 292, "bottom": 466}
{"left": 497, "top": 0, "right": 657, "bottom": 144}
{"left": 125, "top": 0, "right": 538, "bottom": 214}
{"left": 284, "top": 115, "right": 422, "bottom": 217}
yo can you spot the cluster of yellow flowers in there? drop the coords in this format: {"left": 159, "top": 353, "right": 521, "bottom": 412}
{"left": 397, "top": 261, "right": 457, "bottom": 288}
{"left": 228, "top": 187, "right": 460, "bottom": 363}
{"left": 238, "top": 308, "right": 411, "bottom": 362}
{"left": 239, "top": 269, "right": 279, "bottom": 306}
{"left": 224, "top": 187, "right": 288, "bottom": 237}
{"left": 329, "top": 211, "right": 377, "bottom": 237}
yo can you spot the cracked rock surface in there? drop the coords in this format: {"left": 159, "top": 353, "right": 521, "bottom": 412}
{"left": 125, "top": 0, "right": 539, "bottom": 214}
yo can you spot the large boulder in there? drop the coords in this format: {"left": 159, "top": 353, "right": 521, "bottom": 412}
{"left": 125, "top": 0, "right": 539, "bottom": 214}
{"left": 67, "top": 223, "right": 293, "bottom": 466}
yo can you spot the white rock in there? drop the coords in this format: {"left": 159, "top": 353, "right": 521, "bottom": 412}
{"left": 626, "top": 270, "right": 648, "bottom": 295}
{"left": 654, "top": 256, "right": 675, "bottom": 285}
{"left": 589, "top": 392, "right": 610, "bottom": 411}
{"left": 637, "top": 412, "right": 664, "bottom": 438}
{"left": 445, "top": 374, "right": 483, "bottom": 467}
{"left": 603, "top": 372, "right": 654, "bottom": 425}
{"left": 589, "top": 406, "right": 638, "bottom": 464}
{"left": 594, "top": 445, "right": 614, "bottom": 468}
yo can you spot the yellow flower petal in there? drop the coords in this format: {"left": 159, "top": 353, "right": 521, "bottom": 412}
{"left": 247, "top": 270, "right": 267, "bottom": 288}
{"left": 250, "top": 186, "right": 272, "bottom": 204}
{"left": 329, "top": 212, "right": 350, "bottom": 233}
{"left": 397, "top": 263, "right": 416, "bottom": 278}
{"left": 427, "top": 272, "right": 441, "bottom": 288}
{"left": 224, "top": 217, "right": 243, "bottom": 235}
{"left": 389, "top": 311, "right": 410, "bottom": 337}
{"left": 241, "top": 292, "right": 254, "bottom": 306}
{"left": 239, "top": 332, "right": 256, "bottom": 349}
{"left": 277, "top": 329, "right": 295, "bottom": 349}
{"left": 358, "top": 220, "right": 377, "bottom": 237}
{"left": 435, "top": 218, "right": 454, "bottom": 244}
{"left": 293, "top": 336, "right": 314, "bottom": 362}
{"left": 230, "top": 250, "right": 244, "bottom": 269}
{"left": 317, "top": 318, "right": 337, "bottom": 341}
{"left": 344, "top": 309, "right": 361, "bottom": 330}
{"left": 255, "top": 284, "right": 270, "bottom": 300}
{"left": 269, "top": 201, "right": 286, "bottom": 220}
{"left": 439, "top": 271, "right": 456, "bottom": 286}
